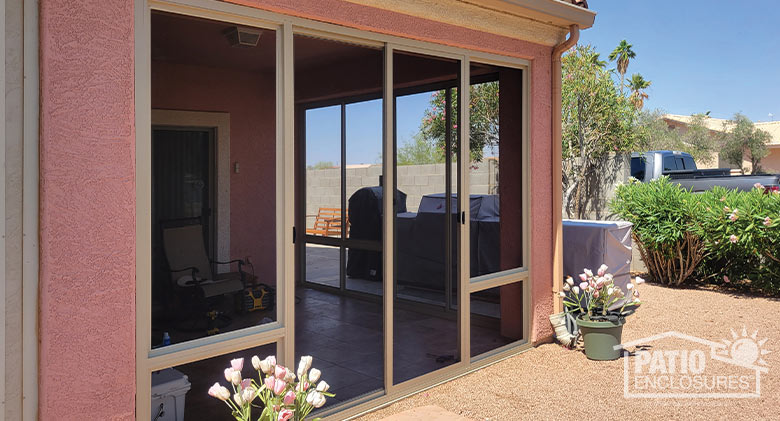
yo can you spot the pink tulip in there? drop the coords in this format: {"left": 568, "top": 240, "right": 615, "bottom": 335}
{"left": 593, "top": 290, "right": 600, "bottom": 298}
{"left": 578, "top": 273, "right": 588, "bottom": 282}
{"left": 597, "top": 264, "right": 608, "bottom": 277}
{"left": 264, "top": 376, "right": 275, "bottom": 390}
{"left": 231, "top": 358, "right": 244, "bottom": 372}
{"left": 579, "top": 282, "right": 588, "bottom": 290}
{"left": 278, "top": 409, "right": 294, "bottom": 421}
{"left": 273, "top": 378, "right": 287, "bottom": 395}
{"left": 241, "top": 379, "right": 252, "bottom": 390}
{"left": 208, "top": 383, "right": 230, "bottom": 401}
{"left": 283, "top": 390, "right": 296, "bottom": 405}
{"left": 274, "top": 365, "right": 288, "bottom": 380}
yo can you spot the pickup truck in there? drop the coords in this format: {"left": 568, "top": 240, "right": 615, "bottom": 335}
{"left": 630, "top": 150, "right": 780, "bottom": 193}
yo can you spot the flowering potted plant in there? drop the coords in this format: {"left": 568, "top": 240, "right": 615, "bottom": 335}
{"left": 559, "top": 264, "right": 644, "bottom": 360}
{"left": 208, "top": 354, "right": 334, "bottom": 421}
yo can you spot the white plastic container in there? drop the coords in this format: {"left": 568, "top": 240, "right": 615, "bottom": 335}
{"left": 151, "top": 368, "right": 191, "bottom": 421}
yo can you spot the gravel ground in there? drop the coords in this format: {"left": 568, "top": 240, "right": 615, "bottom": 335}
{"left": 357, "top": 283, "right": 780, "bottom": 421}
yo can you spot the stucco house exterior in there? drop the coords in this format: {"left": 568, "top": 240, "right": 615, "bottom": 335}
{"left": 663, "top": 114, "right": 780, "bottom": 173}
{"left": 2, "top": 1, "right": 595, "bottom": 419}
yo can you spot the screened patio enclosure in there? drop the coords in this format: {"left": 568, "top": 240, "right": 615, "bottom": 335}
{"left": 146, "top": 10, "right": 530, "bottom": 419}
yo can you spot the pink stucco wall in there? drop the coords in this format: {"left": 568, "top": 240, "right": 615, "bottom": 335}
{"left": 151, "top": 61, "right": 277, "bottom": 284}
{"left": 39, "top": 0, "right": 556, "bottom": 418}
{"left": 39, "top": 0, "right": 136, "bottom": 419}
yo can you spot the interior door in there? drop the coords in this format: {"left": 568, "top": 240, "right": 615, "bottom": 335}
{"left": 151, "top": 127, "right": 216, "bottom": 311}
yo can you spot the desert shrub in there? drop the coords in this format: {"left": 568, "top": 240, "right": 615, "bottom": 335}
{"left": 610, "top": 177, "right": 706, "bottom": 286}
{"left": 698, "top": 186, "right": 780, "bottom": 291}
{"left": 611, "top": 177, "right": 780, "bottom": 292}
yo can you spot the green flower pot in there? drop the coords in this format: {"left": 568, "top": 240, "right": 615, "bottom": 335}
{"left": 576, "top": 317, "right": 624, "bottom": 361}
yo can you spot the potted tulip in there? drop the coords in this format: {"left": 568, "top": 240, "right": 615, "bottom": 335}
{"left": 559, "top": 265, "right": 644, "bottom": 360}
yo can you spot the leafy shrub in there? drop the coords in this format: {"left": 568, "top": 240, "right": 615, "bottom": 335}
{"left": 611, "top": 177, "right": 780, "bottom": 292}
{"left": 610, "top": 177, "right": 706, "bottom": 286}
{"left": 698, "top": 186, "right": 780, "bottom": 291}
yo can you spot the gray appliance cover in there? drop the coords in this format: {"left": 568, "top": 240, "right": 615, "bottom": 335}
{"left": 562, "top": 219, "right": 633, "bottom": 291}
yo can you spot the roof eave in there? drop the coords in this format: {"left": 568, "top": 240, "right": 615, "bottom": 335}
{"left": 470, "top": 0, "right": 596, "bottom": 29}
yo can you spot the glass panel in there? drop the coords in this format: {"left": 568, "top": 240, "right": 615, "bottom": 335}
{"left": 470, "top": 283, "right": 524, "bottom": 358}
{"left": 295, "top": 34, "right": 384, "bottom": 407}
{"left": 468, "top": 63, "right": 523, "bottom": 278}
{"left": 151, "top": 342, "right": 276, "bottom": 421}
{"left": 151, "top": 12, "right": 277, "bottom": 347}
{"left": 305, "top": 105, "right": 342, "bottom": 238}
{"left": 394, "top": 50, "right": 460, "bottom": 384}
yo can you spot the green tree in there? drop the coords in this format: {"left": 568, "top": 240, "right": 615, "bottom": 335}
{"left": 627, "top": 73, "right": 651, "bottom": 110}
{"left": 419, "top": 81, "right": 499, "bottom": 162}
{"left": 608, "top": 40, "right": 636, "bottom": 95}
{"left": 635, "top": 111, "right": 717, "bottom": 165}
{"left": 720, "top": 113, "right": 771, "bottom": 174}
{"left": 397, "top": 132, "right": 445, "bottom": 165}
{"left": 562, "top": 44, "right": 639, "bottom": 218}
{"left": 307, "top": 161, "right": 336, "bottom": 170}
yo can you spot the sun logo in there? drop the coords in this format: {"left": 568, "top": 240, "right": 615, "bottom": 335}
{"left": 716, "top": 327, "right": 771, "bottom": 368}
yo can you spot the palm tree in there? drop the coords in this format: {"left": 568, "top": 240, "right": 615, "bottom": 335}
{"left": 608, "top": 40, "right": 636, "bottom": 94}
{"left": 628, "top": 73, "right": 651, "bottom": 109}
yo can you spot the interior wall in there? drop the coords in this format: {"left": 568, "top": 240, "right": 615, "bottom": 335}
{"left": 151, "top": 61, "right": 277, "bottom": 284}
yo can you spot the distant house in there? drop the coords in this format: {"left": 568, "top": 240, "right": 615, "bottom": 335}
{"left": 663, "top": 114, "right": 780, "bottom": 173}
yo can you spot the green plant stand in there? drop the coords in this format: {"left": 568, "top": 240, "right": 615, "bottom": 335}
{"left": 576, "top": 317, "right": 624, "bottom": 360}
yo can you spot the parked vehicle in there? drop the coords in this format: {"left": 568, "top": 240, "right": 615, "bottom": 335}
{"left": 630, "top": 150, "right": 780, "bottom": 193}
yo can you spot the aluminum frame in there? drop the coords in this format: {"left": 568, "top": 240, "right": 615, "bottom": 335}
{"left": 135, "top": 1, "right": 532, "bottom": 419}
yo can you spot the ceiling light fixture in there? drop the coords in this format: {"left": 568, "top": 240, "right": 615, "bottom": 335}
{"left": 224, "top": 26, "right": 262, "bottom": 47}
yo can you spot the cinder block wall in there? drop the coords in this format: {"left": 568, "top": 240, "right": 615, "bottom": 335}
{"left": 305, "top": 160, "right": 498, "bottom": 219}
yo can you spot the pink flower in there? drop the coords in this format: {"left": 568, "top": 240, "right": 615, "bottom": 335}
{"left": 264, "top": 375, "right": 275, "bottom": 390}
{"left": 579, "top": 282, "right": 588, "bottom": 290}
{"left": 273, "top": 378, "right": 287, "bottom": 395}
{"left": 278, "top": 409, "right": 294, "bottom": 421}
{"left": 274, "top": 365, "right": 288, "bottom": 380}
{"left": 283, "top": 390, "right": 296, "bottom": 405}
{"left": 593, "top": 290, "right": 600, "bottom": 298}
{"left": 729, "top": 235, "right": 738, "bottom": 244}
{"left": 729, "top": 209, "right": 739, "bottom": 221}
{"left": 242, "top": 386, "right": 257, "bottom": 404}
{"left": 723, "top": 275, "right": 730, "bottom": 283}
{"left": 597, "top": 264, "right": 608, "bottom": 277}
{"left": 764, "top": 217, "right": 772, "bottom": 226}
{"left": 231, "top": 358, "right": 244, "bottom": 372}
{"left": 578, "top": 273, "right": 588, "bottom": 282}
{"left": 241, "top": 379, "right": 252, "bottom": 390}
{"left": 208, "top": 383, "right": 231, "bottom": 401}
{"left": 754, "top": 182, "right": 764, "bottom": 190}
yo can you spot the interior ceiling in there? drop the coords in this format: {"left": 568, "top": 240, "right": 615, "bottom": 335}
{"left": 151, "top": 11, "right": 378, "bottom": 73}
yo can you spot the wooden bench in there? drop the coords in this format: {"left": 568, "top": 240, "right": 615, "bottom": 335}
{"left": 306, "top": 207, "right": 348, "bottom": 237}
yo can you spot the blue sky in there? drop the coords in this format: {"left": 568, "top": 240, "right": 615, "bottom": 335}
{"left": 307, "top": 1, "right": 779, "bottom": 165}
{"left": 580, "top": 0, "right": 779, "bottom": 122}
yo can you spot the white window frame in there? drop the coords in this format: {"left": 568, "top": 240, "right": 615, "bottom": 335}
{"left": 135, "top": 1, "right": 532, "bottom": 419}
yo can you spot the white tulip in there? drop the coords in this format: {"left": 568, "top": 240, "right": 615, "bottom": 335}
{"left": 572, "top": 286, "right": 580, "bottom": 295}
{"left": 242, "top": 386, "right": 256, "bottom": 404}
{"left": 316, "top": 381, "right": 330, "bottom": 393}
{"left": 563, "top": 283, "right": 570, "bottom": 291}
{"left": 233, "top": 392, "right": 244, "bottom": 406}
{"left": 251, "top": 355, "right": 262, "bottom": 371}
{"left": 558, "top": 291, "right": 566, "bottom": 297}
{"left": 309, "top": 368, "right": 321, "bottom": 383}
{"left": 230, "top": 370, "right": 242, "bottom": 386}
{"left": 565, "top": 276, "right": 575, "bottom": 286}
{"left": 297, "top": 356, "right": 313, "bottom": 378}
{"left": 583, "top": 268, "right": 593, "bottom": 277}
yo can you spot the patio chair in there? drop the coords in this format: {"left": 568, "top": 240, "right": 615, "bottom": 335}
{"left": 162, "top": 220, "right": 247, "bottom": 333}
{"left": 306, "top": 207, "right": 349, "bottom": 237}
